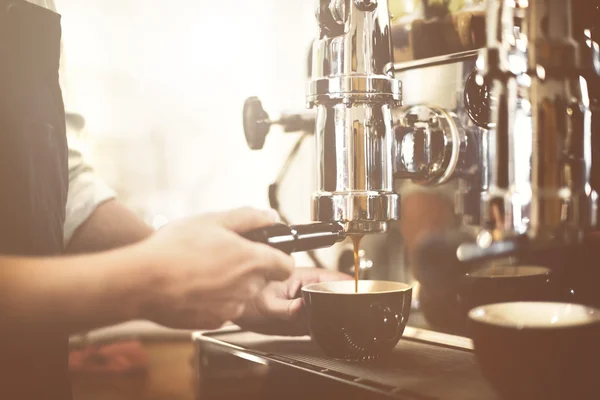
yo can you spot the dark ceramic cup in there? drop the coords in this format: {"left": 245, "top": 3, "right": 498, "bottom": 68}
{"left": 418, "top": 265, "right": 559, "bottom": 335}
{"left": 469, "top": 302, "right": 600, "bottom": 400}
{"left": 302, "top": 280, "right": 412, "bottom": 361}
{"left": 459, "top": 265, "right": 559, "bottom": 326}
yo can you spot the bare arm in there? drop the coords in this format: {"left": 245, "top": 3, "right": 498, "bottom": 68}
{"left": 64, "top": 132, "right": 153, "bottom": 253}
{"left": 0, "top": 208, "right": 295, "bottom": 336}
{"left": 0, "top": 245, "right": 147, "bottom": 334}
{"left": 65, "top": 199, "right": 154, "bottom": 254}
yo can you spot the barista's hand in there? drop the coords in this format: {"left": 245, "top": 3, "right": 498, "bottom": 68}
{"left": 134, "top": 207, "right": 295, "bottom": 330}
{"left": 234, "top": 267, "right": 351, "bottom": 336}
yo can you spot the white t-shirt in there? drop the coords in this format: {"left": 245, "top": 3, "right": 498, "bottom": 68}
{"left": 26, "top": 0, "right": 117, "bottom": 246}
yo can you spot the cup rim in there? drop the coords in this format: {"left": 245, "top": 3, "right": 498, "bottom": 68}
{"left": 301, "top": 280, "right": 413, "bottom": 295}
{"left": 468, "top": 301, "right": 600, "bottom": 329}
{"left": 466, "top": 265, "right": 551, "bottom": 279}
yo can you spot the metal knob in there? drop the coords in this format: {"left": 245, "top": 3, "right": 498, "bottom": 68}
{"left": 394, "top": 105, "right": 462, "bottom": 185}
{"left": 354, "top": 0, "right": 377, "bottom": 12}
{"left": 243, "top": 97, "right": 271, "bottom": 150}
{"left": 316, "top": 0, "right": 347, "bottom": 36}
{"left": 243, "top": 97, "right": 315, "bottom": 150}
{"left": 464, "top": 69, "right": 492, "bottom": 129}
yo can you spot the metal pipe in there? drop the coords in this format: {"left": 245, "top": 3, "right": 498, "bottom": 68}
{"left": 480, "top": 0, "right": 597, "bottom": 242}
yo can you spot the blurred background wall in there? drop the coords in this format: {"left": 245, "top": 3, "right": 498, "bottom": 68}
{"left": 56, "top": 0, "right": 317, "bottom": 231}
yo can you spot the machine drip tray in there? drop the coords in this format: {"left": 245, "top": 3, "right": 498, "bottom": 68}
{"left": 194, "top": 327, "right": 500, "bottom": 400}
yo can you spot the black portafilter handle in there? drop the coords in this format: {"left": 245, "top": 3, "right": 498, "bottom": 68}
{"left": 414, "top": 231, "right": 535, "bottom": 287}
{"left": 415, "top": 231, "right": 600, "bottom": 291}
{"left": 241, "top": 222, "right": 346, "bottom": 254}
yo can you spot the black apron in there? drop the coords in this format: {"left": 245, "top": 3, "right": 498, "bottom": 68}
{"left": 0, "top": 0, "right": 70, "bottom": 399}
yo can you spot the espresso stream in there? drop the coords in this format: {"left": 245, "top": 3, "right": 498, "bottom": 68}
{"left": 351, "top": 235, "right": 363, "bottom": 293}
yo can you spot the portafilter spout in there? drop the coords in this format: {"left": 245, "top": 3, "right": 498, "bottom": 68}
{"left": 307, "top": 0, "right": 402, "bottom": 235}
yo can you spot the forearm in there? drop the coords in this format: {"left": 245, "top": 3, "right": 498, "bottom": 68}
{"left": 65, "top": 199, "right": 154, "bottom": 254}
{"left": 0, "top": 244, "right": 153, "bottom": 334}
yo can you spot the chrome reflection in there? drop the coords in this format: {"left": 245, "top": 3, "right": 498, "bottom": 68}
{"left": 479, "top": 0, "right": 597, "bottom": 242}
{"left": 308, "top": 0, "right": 402, "bottom": 233}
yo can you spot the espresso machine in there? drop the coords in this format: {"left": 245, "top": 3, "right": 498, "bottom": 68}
{"left": 242, "top": 0, "right": 600, "bottom": 323}
{"left": 195, "top": 1, "right": 600, "bottom": 398}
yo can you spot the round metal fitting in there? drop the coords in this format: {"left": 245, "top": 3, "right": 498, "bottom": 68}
{"left": 394, "top": 105, "right": 462, "bottom": 185}
{"left": 311, "top": 192, "right": 400, "bottom": 233}
{"left": 354, "top": 0, "right": 377, "bottom": 12}
{"left": 307, "top": 75, "right": 402, "bottom": 106}
{"left": 316, "top": 0, "right": 347, "bottom": 36}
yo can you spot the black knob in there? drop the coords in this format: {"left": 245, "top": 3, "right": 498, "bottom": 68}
{"left": 464, "top": 69, "right": 492, "bottom": 129}
{"left": 243, "top": 97, "right": 271, "bottom": 150}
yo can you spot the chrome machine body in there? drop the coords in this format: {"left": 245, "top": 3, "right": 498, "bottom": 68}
{"left": 308, "top": 0, "right": 403, "bottom": 235}
{"left": 478, "top": 0, "right": 597, "bottom": 243}
{"left": 308, "top": 0, "right": 599, "bottom": 254}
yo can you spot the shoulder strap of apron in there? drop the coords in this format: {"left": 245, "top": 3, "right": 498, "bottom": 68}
{"left": 0, "top": 1, "right": 71, "bottom": 399}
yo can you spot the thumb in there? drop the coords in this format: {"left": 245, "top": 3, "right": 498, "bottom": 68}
{"left": 211, "top": 207, "right": 279, "bottom": 233}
